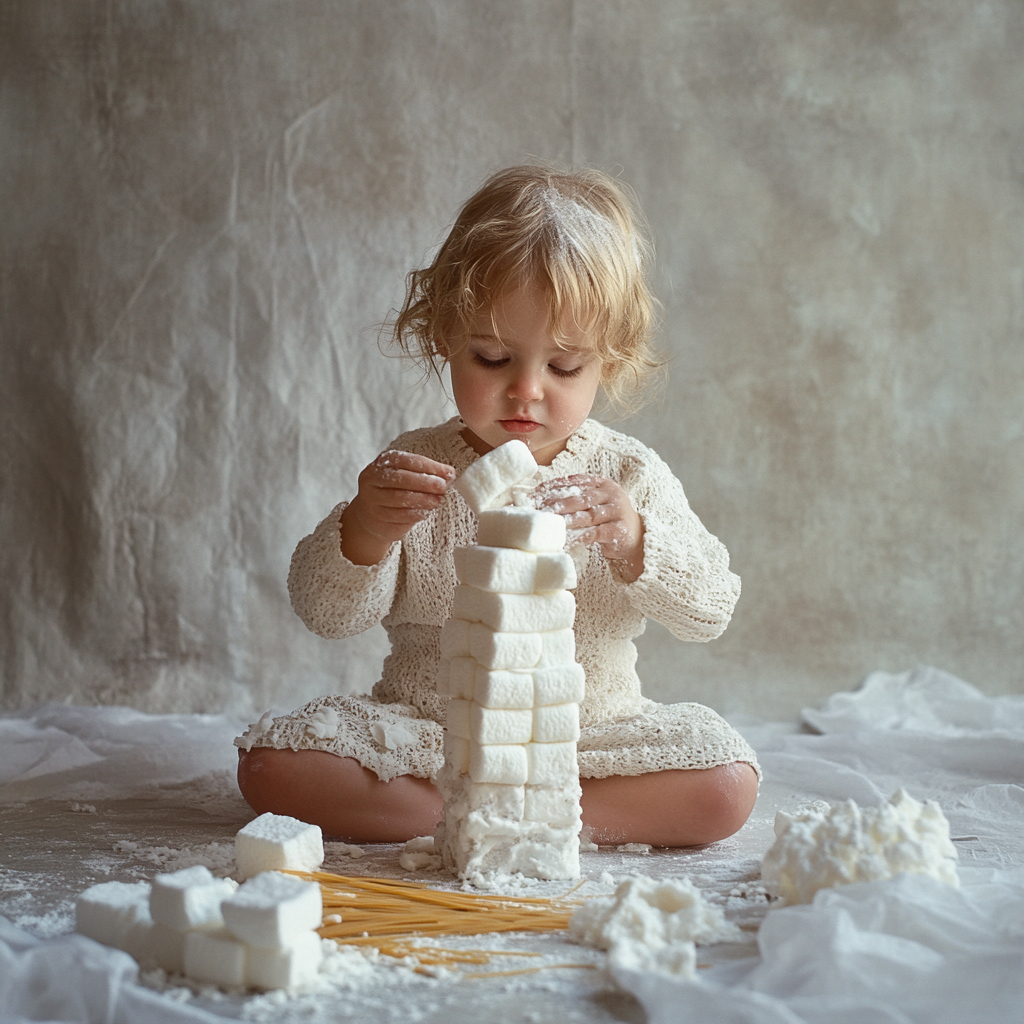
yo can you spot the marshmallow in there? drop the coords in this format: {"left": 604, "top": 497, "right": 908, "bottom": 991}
{"left": 533, "top": 703, "right": 581, "bottom": 743}
{"left": 534, "top": 551, "right": 578, "bottom": 591}
{"left": 537, "top": 629, "right": 576, "bottom": 668}
{"left": 449, "top": 657, "right": 477, "bottom": 700}
{"left": 75, "top": 880, "right": 151, "bottom": 949}
{"left": 221, "top": 872, "right": 323, "bottom": 950}
{"left": 246, "top": 929, "right": 323, "bottom": 991}
{"left": 183, "top": 927, "right": 247, "bottom": 988}
{"left": 235, "top": 813, "right": 324, "bottom": 880}
{"left": 462, "top": 782, "right": 525, "bottom": 819}
{"left": 439, "top": 617, "right": 472, "bottom": 659}
{"left": 443, "top": 733, "right": 471, "bottom": 774}
{"left": 453, "top": 440, "right": 537, "bottom": 514}
{"left": 474, "top": 668, "right": 534, "bottom": 709}
{"left": 470, "top": 705, "right": 534, "bottom": 745}
{"left": 445, "top": 697, "right": 472, "bottom": 740}
{"left": 452, "top": 586, "right": 575, "bottom": 633}
{"left": 524, "top": 784, "right": 583, "bottom": 827}
{"left": 470, "top": 624, "right": 543, "bottom": 669}
{"left": 533, "top": 663, "right": 586, "bottom": 705}
{"left": 149, "top": 921, "right": 187, "bottom": 974}
{"left": 149, "top": 866, "right": 237, "bottom": 932}
{"left": 526, "top": 741, "right": 579, "bottom": 785}
{"left": 477, "top": 507, "right": 566, "bottom": 552}
{"left": 454, "top": 546, "right": 537, "bottom": 593}
{"left": 502, "top": 832, "right": 581, "bottom": 879}
{"left": 469, "top": 741, "right": 529, "bottom": 785}
{"left": 437, "top": 658, "right": 475, "bottom": 699}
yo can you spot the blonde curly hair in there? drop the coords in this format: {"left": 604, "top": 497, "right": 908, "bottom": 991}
{"left": 390, "top": 164, "right": 662, "bottom": 410}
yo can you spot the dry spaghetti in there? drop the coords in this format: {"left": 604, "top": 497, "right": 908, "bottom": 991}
{"left": 287, "top": 869, "right": 593, "bottom": 972}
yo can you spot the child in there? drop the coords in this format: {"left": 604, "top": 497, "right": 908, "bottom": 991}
{"left": 236, "top": 165, "right": 759, "bottom": 846}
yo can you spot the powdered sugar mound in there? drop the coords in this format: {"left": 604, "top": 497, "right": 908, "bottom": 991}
{"left": 761, "top": 788, "right": 960, "bottom": 905}
{"left": 399, "top": 836, "right": 442, "bottom": 872}
{"left": 569, "top": 874, "right": 742, "bottom": 979}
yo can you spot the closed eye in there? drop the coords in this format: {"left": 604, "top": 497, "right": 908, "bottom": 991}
{"left": 549, "top": 364, "right": 584, "bottom": 379}
{"left": 472, "top": 352, "right": 509, "bottom": 369}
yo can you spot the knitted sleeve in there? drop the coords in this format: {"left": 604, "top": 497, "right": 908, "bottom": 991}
{"left": 617, "top": 452, "right": 741, "bottom": 641}
{"left": 287, "top": 501, "right": 401, "bottom": 639}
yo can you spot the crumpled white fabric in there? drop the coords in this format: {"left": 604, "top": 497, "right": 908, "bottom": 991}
{"left": 615, "top": 666, "right": 1024, "bottom": 1024}
{"left": 0, "top": 916, "right": 224, "bottom": 1023}
{"left": 0, "top": 704, "right": 245, "bottom": 803}
{"left": 614, "top": 869, "right": 1024, "bottom": 1024}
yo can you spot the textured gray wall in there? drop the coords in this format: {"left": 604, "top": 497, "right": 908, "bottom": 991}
{"left": 2, "top": 1, "right": 1021, "bottom": 720}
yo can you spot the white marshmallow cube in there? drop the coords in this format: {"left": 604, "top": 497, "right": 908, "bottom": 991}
{"left": 235, "top": 813, "right": 324, "bottom": 880}
{"left": 445, "top": 697, "right": 472, "bottom": 740}
{"left": 75, "top": 880, "right": 151, "bottom": 949}
{"left": 470, "top": 624, "right": 542, "bottom": 669}
{"left": 533, "top": 663, "right": 586, "bottom": 705}
{"left": 443, "top": 733, "right": 471, "bottom": 774}
{"left": 471, "top": 705, "right": 533, "bottom": 745}
{"left": 477, "top": 507, "right": 566, "bottom": 552}
{"left": 452, "top": 586, "right": 575, "bottom": 633}
{"left": 449, "top": 657, "right": 477, "bottom": 700}
{"left": 474, "top": 668, "right": 534, "bottom": 709}
{"left": 437, "top": 658, "right": 475, "bottom": 699}
{"left": 469, "top": 741, "right": 529, "bottom": 785}
{"left": 222, "top": 872, "right": 323, "bottom": 950}
{"left": 524, "top": 785, "right": 582, "bottom": 827}
{"left": 503, "top": 832, "right": 581, "bottom": 879}
{"left": 532, "top": 704, "right": 581, "bottom": 743}
{"left": 455, "top": 546, "right": 537, "bottom": 593}
{"left": 537, "top": 629, "right": 576, "bottom": 668}
{"left": 150, "top": 866, "right": 237, "bottom": 932}
{"left": 453, "top": 440, "right": 537, "bottom": 514}
{"left": 534, "top": 551, "right": 578, "bottom": 591}
{"left": 149, "top": 921, "right": 187, "bottom": 974}
{"left": 526, "top": 741, "right": 579, "bottom": 785}
{"left": 183, "top": 927, "right": 247, "bottom": 988}
{"left": 246, "top": 930, "right": 323, "bottom": 991}
{"left": 463, "top": 781, "right": 525, "bottom": 819}
{"left": 439, "top": 617, "right": 472, "bottom": 659}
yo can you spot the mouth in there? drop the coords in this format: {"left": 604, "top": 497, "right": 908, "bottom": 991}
{"left": 499, "top": 419, "right": 541, "bottom": 433}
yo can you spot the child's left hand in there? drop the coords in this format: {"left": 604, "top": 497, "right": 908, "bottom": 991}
{"left": 530, "top": 474, "right": 645, "bottom": 582}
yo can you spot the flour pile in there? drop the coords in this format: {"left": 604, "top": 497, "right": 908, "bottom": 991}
{"left": 761, "top": 788, "right": 959, "bottom": 905}
{"left": 570, "top": 875, "right": 742, "bottom": 978}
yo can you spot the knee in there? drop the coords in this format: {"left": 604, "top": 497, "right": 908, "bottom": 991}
{"left": 686, "top": 762, "right": 759, "bottom": 845}
{"left": 236, "top": 747, "right": 290, "bottom": 813}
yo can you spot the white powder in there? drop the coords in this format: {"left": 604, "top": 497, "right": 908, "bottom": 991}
{"left": 569, "top": 875, "right": 742, "bottom": 980}
{"left": 761, "top": 788, "right": 960, "bottom": 905}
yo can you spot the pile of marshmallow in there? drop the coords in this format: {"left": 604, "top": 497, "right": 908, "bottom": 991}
{"left": 75, "top": 812, "right": 327, "bottom": 991}
{"left": 435, "top": 441, "right": 585, "bottom": 881}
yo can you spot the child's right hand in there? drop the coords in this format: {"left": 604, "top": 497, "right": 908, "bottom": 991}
{"left": 340, "top": 450, "right": 456, "bottom": 565}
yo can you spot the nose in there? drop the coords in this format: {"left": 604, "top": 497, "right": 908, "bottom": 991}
{"left": 507, "top": 365, "right": 543, "bottom": 402}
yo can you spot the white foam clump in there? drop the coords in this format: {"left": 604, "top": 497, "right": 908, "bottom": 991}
{"left": 570, "top": 875, "right": 742, "bottom": 979}
{"left": 761, "top": 788, "right": 960, "bottom": 905}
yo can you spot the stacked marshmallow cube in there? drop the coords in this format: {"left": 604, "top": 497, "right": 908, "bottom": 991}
{"left": 75, "top": 813, "right": 327, "bottom": 992}
{"left": 438, "top": 441, "right": 585, "bottom": 880}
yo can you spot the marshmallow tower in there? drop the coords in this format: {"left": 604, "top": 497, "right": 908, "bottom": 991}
{"left": 436, "top": 441, "right": 585, "bottom": 880}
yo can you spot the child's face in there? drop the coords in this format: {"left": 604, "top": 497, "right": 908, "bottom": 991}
{"left": 446, "top": 283, "right": 604, "bottom": 466}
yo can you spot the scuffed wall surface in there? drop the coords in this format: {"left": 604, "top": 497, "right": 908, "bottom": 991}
{"left": 1, "top": 1, "right": 1021, "bottom": 719}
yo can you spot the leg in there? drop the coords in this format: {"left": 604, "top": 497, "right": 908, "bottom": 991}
{"left": 580, "top": 762, "right": 758, "bottom": 847}
{"left": 239, "top": 747, "right": 757, "bottom": 848}
{"left": 237, "top": 748, "right": 443, "bottom": 843}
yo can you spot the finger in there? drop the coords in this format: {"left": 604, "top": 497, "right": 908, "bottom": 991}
{"left": 562, "top": 501, "right": 621, "bottom": 529}
{"left": 369, "top": 466, "right": 451, "bottom": 495}
{"left": 376, "top": 450, "right": 456, "bottom": 482}
{"left": 573, "top": 520, "right": 636, "bottom": 557}
{"left": 373, "top": 488, "right": 446, "bottom": 512}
